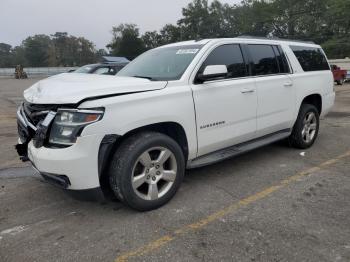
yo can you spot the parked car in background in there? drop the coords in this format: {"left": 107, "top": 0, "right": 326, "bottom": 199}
{"left": 16, "top": 38, "right": 334, "bottom": 211}
{"left": 73, "top": 62, "right": 128, "bottom": 75}
{"left": 331, "top": 64, "right": 347, "bottom": 85}
{"left": 72, "top": 57, "right": 130, "bottom": 75}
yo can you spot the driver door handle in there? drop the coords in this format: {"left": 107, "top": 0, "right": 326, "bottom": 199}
{"left": 241, "top": 88, "right": 255, "bottom": 94}
{"left": 284, "top": 81, "right": 293, "bottom": 87}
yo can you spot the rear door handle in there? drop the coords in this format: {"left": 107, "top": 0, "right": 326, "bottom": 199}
{"left": 241, "top": 88, "right": 255, "bottom": 94}
{"left": 284, "top": 81, "right": 293, "bottom": 87}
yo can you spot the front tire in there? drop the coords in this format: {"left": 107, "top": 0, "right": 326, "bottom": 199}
{"left": 289, "top": 104, "right": 320, "bottom": 149}
{"left": 108, "top": 132, "right": 185, "bottom": 211}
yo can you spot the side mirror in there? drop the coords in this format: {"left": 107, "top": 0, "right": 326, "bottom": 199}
{"left": 196, "top": 65, "right": 227, "bottom": 83}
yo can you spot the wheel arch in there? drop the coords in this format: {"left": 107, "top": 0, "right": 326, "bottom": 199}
{"left": 121, "top": 121, "right": 189, "bottom": 160}
{"left": 97, "top": 121, "right": 189, "bottom": 197}
{"left": 300, "top": 93, "right": 322, "bottom": 115}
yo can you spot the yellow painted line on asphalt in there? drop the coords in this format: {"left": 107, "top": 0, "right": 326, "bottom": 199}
{"left": 115, "top": 150, "right": 350, "bottom": 262}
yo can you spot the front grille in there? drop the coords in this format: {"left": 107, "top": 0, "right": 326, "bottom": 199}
{"left": 23, "top": 102, "right": 59, "bottom": 126}
{"left": 17, "top": 120, "right": 30, "bottom": 143}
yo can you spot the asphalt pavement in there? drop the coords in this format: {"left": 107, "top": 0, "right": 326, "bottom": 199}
{"left": 0, "top": 79, "right": 349, "bottom": 262}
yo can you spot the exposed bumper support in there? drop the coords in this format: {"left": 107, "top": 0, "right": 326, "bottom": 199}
{"left": 40, "top": 172, "right": 71, "bottom": 189}
{"left": 15, "top": 143, "right": 30, "bottom": 162}
{"left": 40, "top": 172, "right": 105, "bottom": 201}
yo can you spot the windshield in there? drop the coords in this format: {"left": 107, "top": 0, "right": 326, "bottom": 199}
{"left": 117, "top": 45, "right": 203, "bottom": 81}
{"left": 74, "top": 65, "right": 95, "bottom": 73}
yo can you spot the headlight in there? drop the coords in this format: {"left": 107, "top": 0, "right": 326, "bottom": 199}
{"left": 49, "top": 108, "right": 104, "bottom": 146}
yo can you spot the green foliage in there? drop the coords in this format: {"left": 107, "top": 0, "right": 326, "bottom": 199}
{"left": 51, "top": 32, "right": 97, "bottom": 66}
{"left": 95, "top": 48, "right": 108, "bottom": 61}
{"left": 107, "top": 0, "right": 350, "bottom": 59}
{"left": 22, "top": 34, "right": 51, "bottom": 67}
{"left": 107, "top": 24, "right": 146, "bottom": 60}
{"left": 0, "top": 43, "right": 13, "bottom": 67}
{"left": 2, "top": 0, "right": 350, "bottom": 67}
{"left": 160, "top": 24, "right": 183, "bottom": 44}
{"left": 12, "top": 46, "right": 27, "bottom": 66}
{"left": 142, "top": 31, "right": 163, "bottom": 50}
{"left": 1, "top": 32, "right": 98, "bottom": 67}
{"left": 322, "top": 38, "right": 350, "bottom": 59}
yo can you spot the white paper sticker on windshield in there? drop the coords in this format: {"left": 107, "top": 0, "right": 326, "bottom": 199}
{"left": 176, "top": 49, "right": 199, "bottom": 55}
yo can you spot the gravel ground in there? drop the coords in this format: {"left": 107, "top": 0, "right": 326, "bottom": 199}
{"left": 0, "top": 78, "right": 349, "bottom": 262}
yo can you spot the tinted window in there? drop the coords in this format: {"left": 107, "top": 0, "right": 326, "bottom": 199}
{"left": 198, "top": 44, "right": 247, "bottom": 79}
{"left": 93, "top": 67, "right": 110, "bottom": 75}
{"left": 114, "top": 66, "right": 124, "bottom": 73}
{"left": 94, "top": 67, "right": 119, "bottom": 75}
{"left": 290, "top": 46, "right": 330, "bottom": 71}
{"left": 248, "top": 45, "right": 279, "bottom": 76}
{"left": 75, "top": 65, "right": 95, "bottom": 73}
{"left": 273, "top": 46, "right": 290, "bottom": 73}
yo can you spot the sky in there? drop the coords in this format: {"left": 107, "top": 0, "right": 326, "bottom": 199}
{"left": 0, "top": 0, "right": 241, "bottom": 50}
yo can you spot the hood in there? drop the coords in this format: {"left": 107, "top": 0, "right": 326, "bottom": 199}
{"left": 23, "top": 73, "right": 167, "bottom": 104}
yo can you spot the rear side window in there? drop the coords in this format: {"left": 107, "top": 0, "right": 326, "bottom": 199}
{"left": 248, "top": 45, "right": 280, "bottom": 76}
{"left": 199, "top": 44, "right": 247, "bottom": 79}
{"left": 290, "top": 46, "right": 330, "bottom": 72}
{"left": 273, "top": 46, "right": 290, "bottom": 73}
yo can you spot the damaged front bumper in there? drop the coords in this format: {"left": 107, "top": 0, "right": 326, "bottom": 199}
{"left": 16, "top": 104, "right": 56, "bottom": 161}
{"left": 15, "top": 103, "right": 106, "bottom": 200}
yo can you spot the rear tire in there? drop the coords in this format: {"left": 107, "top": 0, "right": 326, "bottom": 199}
{"left": 289, "top": 104, "right": 319, "bottom": 149}
{"left": 108, "top": 132, "right": 185, "bottom": 211}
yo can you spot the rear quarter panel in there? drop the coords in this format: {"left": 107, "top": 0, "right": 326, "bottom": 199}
{"left": 282, "top": 44, "right": 334, "bottom": 121}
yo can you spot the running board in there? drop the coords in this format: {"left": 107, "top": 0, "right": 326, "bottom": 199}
{"left": 187, "top": 129, "right": 291, "bottom": 169}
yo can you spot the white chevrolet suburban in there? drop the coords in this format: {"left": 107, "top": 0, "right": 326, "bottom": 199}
{"left": 16, "top": 37, "right": 335, "bottom": 211}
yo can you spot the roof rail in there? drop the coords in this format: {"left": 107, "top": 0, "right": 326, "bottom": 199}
{"left": 236, "top": 35, "right": 315, "bottom": 44}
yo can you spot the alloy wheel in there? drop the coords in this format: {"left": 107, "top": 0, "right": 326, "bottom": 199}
{"left": 302, "top": 112, "right": 317, "bottom": 143}
{"left": 131, "top": 147, "right": 177, "bottom": 201}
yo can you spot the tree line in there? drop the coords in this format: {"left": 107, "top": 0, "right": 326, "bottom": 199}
{"left": 0, "top": 32, "right": 106, "bottom": 68}
{"left": 109, "top": 0, "right": 350, "bottom": 60}
{"left": 1, "top": 0, "right": 350, "bottom": 68}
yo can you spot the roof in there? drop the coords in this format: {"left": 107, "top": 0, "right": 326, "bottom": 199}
{"left": 101, "top": 56, "right": 130, "bottom": 63}
{"left": 160, "top": 37, "right": 320, "bottom": 49}
{"left": 159, "top": 39, "right": 212, "bottom": 48}
{"left": 236, "top": 35, "right": 315, "bottom": 44}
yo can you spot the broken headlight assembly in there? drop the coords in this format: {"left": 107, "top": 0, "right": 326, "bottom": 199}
{"left": 49, "top": 108, "right": 104, "bottom": 146}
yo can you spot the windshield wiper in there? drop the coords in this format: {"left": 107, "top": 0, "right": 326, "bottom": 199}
{"left": 132, "top": 75, "right": 154, "bottom": 80}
